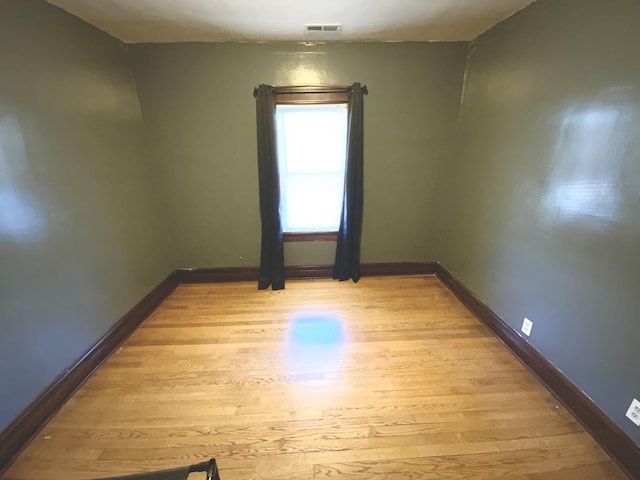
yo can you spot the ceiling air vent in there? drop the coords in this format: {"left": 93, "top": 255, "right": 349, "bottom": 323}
{"left": 305, "top": 24, "right": 342, "bottom": 34}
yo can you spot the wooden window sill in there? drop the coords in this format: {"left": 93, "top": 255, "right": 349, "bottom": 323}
{"left": 283, "top": 232, "right": 338, "bottom": 242}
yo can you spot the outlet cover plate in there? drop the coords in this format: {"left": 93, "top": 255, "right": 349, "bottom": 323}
{"left": 521, "top": 318, "right": 533, "bottom": 336}
{"left": 626, "top": 398, "right": 640, "bottom": 426}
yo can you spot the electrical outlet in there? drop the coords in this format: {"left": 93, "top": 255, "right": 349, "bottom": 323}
{"left": 626, "top": 398, "right": 640, "bottom": 427}
{"left": 521, "top": 317, "right": 533, "bottom": 336}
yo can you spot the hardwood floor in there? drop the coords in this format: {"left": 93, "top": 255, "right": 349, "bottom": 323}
{"left": 3, "top": 276, "right": 628, "bottom": 479}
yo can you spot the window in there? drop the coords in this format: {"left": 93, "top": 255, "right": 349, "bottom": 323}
{"left": 275, "top": 102, "right": 348, "bottom": 240}
{"left": 254, "top": 82, "right": 366, "bottom": 288}
{"left": 255, "top": 85, "right": 353, "bottom": 242}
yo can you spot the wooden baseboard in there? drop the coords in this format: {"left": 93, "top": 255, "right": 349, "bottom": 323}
{"left": 175, "top": 265, "right": 335, "bottom": 283}
{"left": 434, "top": 262, "right": 640, "bottom": 479}
{"left": 178, "top": 262, "right": 438, "bottom": 283}
{"left": 176, "top": 266, "right": 260, "bottom": 283}
{"left": 0, "top": 271, "right": 180, "bottom": 475}
{"left": 175, "top": 265, "right": 334, "bottom": 283}
{"left": 360, "top": 262, "right": 438, "bottom": 276}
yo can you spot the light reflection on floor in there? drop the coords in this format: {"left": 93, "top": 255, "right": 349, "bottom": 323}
{"left": 285, "top": 312, "right": 347, "bottom": 377}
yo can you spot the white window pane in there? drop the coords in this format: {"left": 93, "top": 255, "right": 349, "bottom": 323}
{"left": 280, "top": 107, "right": 347, "bottom": 174}
{"left": 281, "top": 174, "right": 344, "bottom": 232}
{"left": 276, "top": 104, "right": 348, "bottom": 232}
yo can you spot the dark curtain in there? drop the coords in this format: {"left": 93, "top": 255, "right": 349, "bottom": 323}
{"left": 255, "top": 85, "right": 285, "bottom": 290}
{"left": 333, "top": 83, "right": 366, "bottom": 282}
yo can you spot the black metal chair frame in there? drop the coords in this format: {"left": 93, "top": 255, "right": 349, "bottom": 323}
{"left": 96, "top": 458, "right": 220, "bottom": 480}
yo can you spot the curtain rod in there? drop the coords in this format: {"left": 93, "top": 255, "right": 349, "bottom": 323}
{"left": 253, "top": 84, "right": 368, "bottom": 97}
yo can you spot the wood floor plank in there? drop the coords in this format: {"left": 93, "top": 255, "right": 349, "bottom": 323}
{"left": 2, "top": 276, "right": 628, "bottom": 479}
{"left": 312, "top": 444, "right": 613, "bottom": 479}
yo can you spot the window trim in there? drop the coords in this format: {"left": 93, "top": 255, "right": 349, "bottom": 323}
{"left": 275, "top": 86, "right": 348, "bottom": 242}
{"left": 283, "top": 231, "right": 338, "bottom": 242}
{"left": 274, "top": 85, "right": 349, "bottom": 105}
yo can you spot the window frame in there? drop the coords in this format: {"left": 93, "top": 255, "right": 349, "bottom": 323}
{"left": 275, "top": 86, "right": 349, "bottom": 243}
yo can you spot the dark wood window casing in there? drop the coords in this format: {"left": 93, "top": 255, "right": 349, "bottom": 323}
{"left": 276, "top": 85, "right": 348, "bottom": 242}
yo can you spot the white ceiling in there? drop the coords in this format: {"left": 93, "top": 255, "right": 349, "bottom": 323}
{"left": 46, "top": 0, "right": 538, "bottom": 44}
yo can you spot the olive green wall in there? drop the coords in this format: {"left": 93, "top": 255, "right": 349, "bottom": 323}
{"left": 438, "top": 0, "right": 640, "bottom": 443}
{"left": 0, "top": 1, "right": 171, "bottom": 431}
{"left": 129, "top": 42, "right": 468, "bottom": 268}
